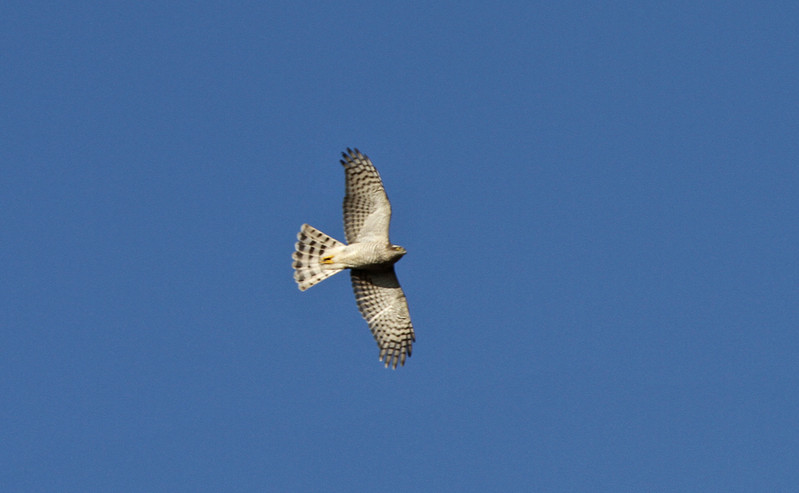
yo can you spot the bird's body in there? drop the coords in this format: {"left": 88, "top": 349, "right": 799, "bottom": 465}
{"left": 292, "top": 148, "right": 415, "bottom": 369}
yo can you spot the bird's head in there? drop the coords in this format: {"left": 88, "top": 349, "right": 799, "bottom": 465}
{"left": 390, "top": 244, "right": 407, "bottom": 259}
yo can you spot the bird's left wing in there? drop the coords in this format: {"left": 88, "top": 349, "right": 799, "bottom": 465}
{"left": 350, "top": 268, "right": 415, "bottom": 369}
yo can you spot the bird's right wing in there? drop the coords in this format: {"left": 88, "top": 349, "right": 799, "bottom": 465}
{"left": 340, "top": 148, "right": 392, "bottom": 244}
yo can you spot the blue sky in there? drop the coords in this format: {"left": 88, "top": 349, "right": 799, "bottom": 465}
{"left": 2, "top": 2, "right": 798, "bottom": 491}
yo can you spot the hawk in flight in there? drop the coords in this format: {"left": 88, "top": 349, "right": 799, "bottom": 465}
{"left": 292, "top": 148, "right": 415, "bottom": 369}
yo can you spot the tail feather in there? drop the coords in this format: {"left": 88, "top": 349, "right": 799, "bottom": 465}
{"left": 292, "top": 224, "right": 346, "bottom": 290}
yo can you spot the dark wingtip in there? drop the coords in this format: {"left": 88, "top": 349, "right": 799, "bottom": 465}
{"left": 340, "top": 147, "right": 366, "bottom": 165}
{"left": 341, "top": 148, "right": 355, "bottom": 165}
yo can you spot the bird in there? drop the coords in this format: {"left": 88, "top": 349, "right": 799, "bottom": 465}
{"left": 292, "top": 148, "right": 415, "bottom": 369}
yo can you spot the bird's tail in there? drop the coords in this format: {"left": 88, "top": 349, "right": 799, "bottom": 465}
{"left": 292, "top": 224, "right": 346, "bottom": 291}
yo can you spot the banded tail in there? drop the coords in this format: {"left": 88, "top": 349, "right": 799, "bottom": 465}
{"left": 292, "top": 224, "right": 346, "bottom": 291}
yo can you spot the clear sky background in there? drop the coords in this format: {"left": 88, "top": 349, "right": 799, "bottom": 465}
{"left": 2, "top": 2, "right": 798, "bottom": 491}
